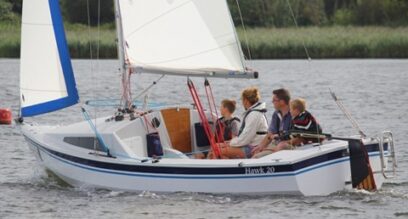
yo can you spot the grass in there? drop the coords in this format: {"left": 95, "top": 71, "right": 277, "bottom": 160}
{"left": 0, "top": 23, "right": 21, "bottom": 58}
{"left": 0, "top": 22, "right": 117, "bottom": 59}
{"left": 1, "top": 22, "right": 408, "bottom": 59}
{"left": 239, "top": 26, "right": 408, "bottom": 59}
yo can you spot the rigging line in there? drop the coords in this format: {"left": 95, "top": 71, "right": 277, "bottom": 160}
{"left": 131, "top": 75, "right": 165, "bottom": 103}
{"left": 81, "top": 107, "right": 110, "bottom": 156}
{"left": 187, "top": 79, "right": 221, "bottom": 158}
{"left": 285, "top": 0, "right": 311, "bottom": 61}
{"left": 285, "top": 0, "right": 316, "bottom": 141}
{"left": 204, "top": 79, "right": 225, "bottom": 143}
{"left": 92, "top": 0, "right": 101, "bottom": 150}
{"left": 329, "top": 89, "right": 366, "bottom": 138}
{"left": 86, "top": 0, "right": 94, "bottom": 67}
{"left": 86, "top": 0, "right": 97, "bottom": 152}
{"left": 235, "top": 0, "right": 252, "bottom": 63}
{"left": 94, "top": 0, "right": 102, "bottom": 134}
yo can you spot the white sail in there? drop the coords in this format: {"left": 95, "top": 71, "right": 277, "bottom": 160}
{"left": 117, "top": 0, "right": 256, "bottom": 78}
{"left": 20, "top": 0, "right": 79, "bottom": 117}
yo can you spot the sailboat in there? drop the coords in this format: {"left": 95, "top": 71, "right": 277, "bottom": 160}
{"left": 19, "top": 0, "right": 397, "bottom": 196}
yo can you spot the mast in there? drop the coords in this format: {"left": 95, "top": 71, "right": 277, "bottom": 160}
{"left": 114, "top": 0, "right": 131, "bottom": 107}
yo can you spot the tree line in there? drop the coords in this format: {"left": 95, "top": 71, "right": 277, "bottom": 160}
{"left": 1, "top": 0, "right": 407, "bottom": 27}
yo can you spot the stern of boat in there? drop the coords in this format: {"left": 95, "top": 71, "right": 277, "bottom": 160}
{"left": 366, "top": 131, "right": 397, "bottom": 189}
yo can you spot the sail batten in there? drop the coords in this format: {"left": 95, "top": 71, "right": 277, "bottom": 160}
{"left": 118, "top": 0, "right": 248, "bottom": 77}
{"left": 20, "top": 0, "right": 79, "bottom": 117}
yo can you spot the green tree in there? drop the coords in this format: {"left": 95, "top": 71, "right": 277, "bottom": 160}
{"left": 60, "top": 0, "right": 114, "bottom": 26}
{"left": 228, "top": 0, "right": 271, "bottom": 27}
{"left": 0, "top": 0, "right": 17, "bottom": 22}
{"left": 297, "top": 0, "right": 327, "bottom": 26}
{"left": 228, "top": 0, "right": 327, "bottom": 27}
{"left": 5, "top": 0, "right": 22, "bottom": 14}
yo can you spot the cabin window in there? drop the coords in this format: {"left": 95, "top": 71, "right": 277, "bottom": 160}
{"left": 63, "top": 137, "right": 103, "bottom": 151}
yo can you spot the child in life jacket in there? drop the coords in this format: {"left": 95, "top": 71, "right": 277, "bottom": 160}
{"left": 195, "top": 99, "right": 241, "bottom": 159}
{"left": 215, "top": 99, "right": 240, "bottom": 142}
{"left": 272, "top": 98, "right": 322, "bottom": 152}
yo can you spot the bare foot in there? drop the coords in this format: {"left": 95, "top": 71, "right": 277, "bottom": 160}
{"left": 194, "top": 153, "right": 205, "bottom": 159}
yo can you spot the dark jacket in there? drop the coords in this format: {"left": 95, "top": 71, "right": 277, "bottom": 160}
{"left": 216, "top": 116, "right": 240, "bottom": 141}
{"left": 291, "top": 111, "right": 323, "bottom": 143}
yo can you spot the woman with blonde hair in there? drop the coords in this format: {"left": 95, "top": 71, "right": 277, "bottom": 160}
{"left": 208, "top": 87, "right": 268, "bottom": 159}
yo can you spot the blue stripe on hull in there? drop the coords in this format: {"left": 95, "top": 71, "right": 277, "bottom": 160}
{"left": 25, "top": 136, "right": 385, "bottom": 180}
{"left": 27, "top": 138, "right": 349, "bottom": 179}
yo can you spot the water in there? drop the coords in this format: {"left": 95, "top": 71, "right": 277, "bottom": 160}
{"left": 0, "top": 59, "right": 407, "bottom": 218}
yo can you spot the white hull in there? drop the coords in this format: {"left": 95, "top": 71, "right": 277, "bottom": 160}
{"left": 18, "top": 1, "right": 394, "bottom": 197}
{"left": 21, "top": 109, "right": 391, "bottom": 196}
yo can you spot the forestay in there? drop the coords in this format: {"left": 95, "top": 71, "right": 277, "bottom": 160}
{"left": 20, "top": 0, "right": 79, "bottom": 117}
{"left": 117, "top": 0, "right": 257, "bottom": 78}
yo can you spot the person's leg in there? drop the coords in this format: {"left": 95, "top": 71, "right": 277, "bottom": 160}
{"left": 194, "top": 152, "right": 206, "bottom": 159}
{"left": 252, "top": 150, "right": 273, "bottom": 158}
{"left": 206, "top": 150, "right": 216, "bottom": 159}
{"left": 206, "top": 142, "right": 229, "bottom": 159}
{"left": 219, "top": 146, "right": 246, "bottom": 159}
{"left": 252, "top": 143, "right": 276, "bottom": 158}
{"left": 272, "top": 141, "right": 289, "bottom": 152}
{"left": 270, "top": 138, "right": 301, "bottom": 153}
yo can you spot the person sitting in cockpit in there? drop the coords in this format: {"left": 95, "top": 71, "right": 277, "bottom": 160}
{"left": 207, "top": 87, "right": 268, "bottom": 159}
{"left": 266, "top": 98, "right": 323, "bottom": 153}
{"left": 215, "top": 99, "right": 240, "bottom": 141}
{"left": 252, "top": 88, "right": 292, "bottom": 158}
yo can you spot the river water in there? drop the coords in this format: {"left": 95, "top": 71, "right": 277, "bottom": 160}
{"left": 0, "top": 59, "right": 407, "bottom": 218}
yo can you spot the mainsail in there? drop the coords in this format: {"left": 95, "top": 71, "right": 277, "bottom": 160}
{"left": 117, "top": 0, "right": 257, "bottom": 78}
{"left": 20, "top": 0, "right": 79, "bottom": 117}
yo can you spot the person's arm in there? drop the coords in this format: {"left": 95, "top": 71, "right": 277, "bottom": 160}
{"left": 251, "top": 132, "right": 279, "bottom": 154}
{"left": 258, "top": 133, "right": 273, "bottom": 148}
{"left": 257, "top": 111, "right": 279, "bottom": 148}
{"left": 230, "top": 120, "right": 240, "bottom": 138}
{"left": 229, "top": 113, "right": 259, "bottom": 147}
{"left": 251, "top": 133, "right": 272, "bottom": 154}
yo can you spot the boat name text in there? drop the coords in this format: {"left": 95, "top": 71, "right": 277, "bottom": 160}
{"left": 245, "top": 167, "right": 275, "bottom": 175}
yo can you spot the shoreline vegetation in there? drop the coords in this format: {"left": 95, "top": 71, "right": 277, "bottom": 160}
{"left": 1, "top": 23, "right": 408, "bottom": 59}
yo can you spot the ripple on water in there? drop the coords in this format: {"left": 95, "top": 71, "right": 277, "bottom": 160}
{"left": 395, "top": 212, "right": 408, "bottom": 217}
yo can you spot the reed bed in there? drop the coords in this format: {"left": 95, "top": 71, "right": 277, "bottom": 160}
{"left": 1, "top": 23, "right": 407, "bottom": 59}
{"left": 239, "top": 26, "right": 408, "bottom": 59}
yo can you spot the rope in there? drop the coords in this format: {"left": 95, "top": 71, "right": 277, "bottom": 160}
{"left": 85, "top": 99, "right": 166, "bottom": 109}
{"left": 285, "top": 0, "right": 311, "bottom": 61}
{"left": 204, "top": 79, "right": 225, "bottom": 143}
{"left": 330, "top": 89, "right": 367, "bottom": 138}
{"left": 187, "top": 79, "right": 221, "bottom": 158}
{"left": 131, "top": 74, "right": 165, "bottom": 104}
{"left": 86, "top": 0, "right": 94, "bottom": 62}
{"left": 81, "top": 107, "right": 110, "bottom": 155}
{"left": 94, "top": 0, "right": 102, "bottom": 150}
{"left": 235, "top": 0, "right": 252, "bottom": 62}
{"left": 86, "top": 0, "right": 98, "bottom": 152}
{"left": 284, "top": 0, "right": 317, "bottom": 144}
{"left": 119, "top": 69, "right": 132, "bottom": 109}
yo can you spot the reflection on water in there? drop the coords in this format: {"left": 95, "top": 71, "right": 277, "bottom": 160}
{"left": 0, "top": 59, "right": 407, "bottom": 218}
